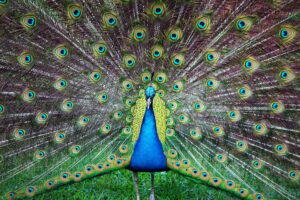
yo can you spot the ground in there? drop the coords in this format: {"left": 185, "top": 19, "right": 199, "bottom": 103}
{"left": 26, "top": 169, "right": 239, "bottom": 200}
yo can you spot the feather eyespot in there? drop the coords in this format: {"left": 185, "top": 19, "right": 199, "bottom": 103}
{"left": 131, "top": 26, "right": 147, "bottom": 42}
{"left": 278, "top": 25, "right": 296, "bottom": 44}
{"left": 53, "top": 44, "right": 69, "bottom": 60}
{"left": 7, "top": 192, "right": 16, "bottom": 199}
{"left": 26, "top": 186, "right": 35, "bottom": 196}
{"left": 21, "top": 14, "right": 38, "bottom": 30}
{"left": 35, "top": 112, "right": 48, "bottom": 124}
{"left": 235, "top": 16, "right": 253, "bottom": 32}
{"left": 167, "top": 27, "right": 183, "bottom": 42}
{"left": 67, "top": 4, "right": 83, "bottom": 20}
{"left": 225, "top": 180, "right": 235, "bottom": 189}
{"left": 0, "top": 104, "right": 5, "bottom": 116}
{"left": 151, "top": 2, "right": 166, "bottom": 18}
{"left": 61, "top": 99, "right": 73, "bottom": 112}
{"left": 171, "top": 53, "right": 185, "bottom": 68}
{"left": 236, "top": 140, "right": 248, "bottom": 152}
{"left": 55, "top": 131, "right": 65, "bottom": 143}
{"left": 103, "top": 12, "right": 118, "bottom": 28}
{"left": 77, "top": 115, "right": 89, "bottom": 127}
{"left": 195, "top": 15, "right": 211, "bottom": 32}
{"left": 93, "top": 42, "right": 107, "bottom": 57}
{"left": 151, "top": 45, "right": 164, "bottom": 59}
{"left": 270, "top": 100, "right": 284, "bottom": 114}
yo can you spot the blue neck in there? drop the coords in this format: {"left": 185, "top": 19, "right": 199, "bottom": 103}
{"left": 129, "top": 106, "right": 167, "bottom": 172}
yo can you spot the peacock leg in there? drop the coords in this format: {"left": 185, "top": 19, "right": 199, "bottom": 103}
{"left": 132, "top": 172, "right": 140, "bottom": 200}
{"left": 149, "top": 172, "right": 155, "bottom": 200}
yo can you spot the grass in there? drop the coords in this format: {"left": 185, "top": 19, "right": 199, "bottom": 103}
{"left": 26, "top": 169, "right": 239, "bottom": 200}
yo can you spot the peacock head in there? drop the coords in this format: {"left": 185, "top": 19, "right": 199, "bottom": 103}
{"left": 145, "top": 86, "right": 155, "bottom": 99}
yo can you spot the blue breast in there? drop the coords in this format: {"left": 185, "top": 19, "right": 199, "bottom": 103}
{"left": 129, "top": 106, "right": 167, "bottom": 172}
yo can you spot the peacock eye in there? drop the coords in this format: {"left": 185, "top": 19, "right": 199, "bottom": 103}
{"left": 102, "top": 95, "right": 107, "bottom": 100}
{"left": 0, "top": 0, "right": 7, "bottom": 4}
{"left": 256, "top": 125, "right": 262, "bottom": 130}
{"left": 127, "top": 60, "right": 133, "bottom": 65}
{"left": 290, "top": 172, "right": 296, "bottom": 177}
{"left": 98, "top": 46, "right": 105, "bottom": 53}
{"left": 238, "top": 20, "right": 246, "bottom": 29}
{"left": 245, "top": 61, "right": 252, "bottom": 68}
{"left": 277, "top": 145, "right": 282, "bottom": 151}
{"left": 73, "top": 9, "right": 81, "bottom": 17}
{"left": 126, "top": 84, "right": 131, "bottom": 88}
{"left": 198, "top": 21, "right": 206, "bottom": 29}
{"left": 93, "top": 74, "right": 99, "bottom": 79}
{"left": 207, "top": 54, "right": 214, "bottom": 61}
{"left": 60, "top": 80, "right": 66, "bottom": 86}
{"left": 272, "top": 103, "right": 278, "bottom": 109}
{"left": 240, "top": 88, "right": 245, "bottom": 94}
{"left": 27, "top": 18, "right": 35, "bottom": 26}
{"left": 154, "top": 51, "right": 160, "bottom": 56}
{"left": 60, "top": 49, "right": 66, "bottom": 56}
{"left": 25, "top": 55, "right": 31, "bottom": 62}
{"left": 171, "top": 33, "right": 177, "bottom": 40}
{"left": 280, "top": 29, "right": 288, "bottom": 38}
{"left": 136, "top": 32, "right": 143, "bottom": 39}
{"left": 155, "top": 8, "right": 162, "bottom": 14}
{"left": 230, "top": 112, "right": 235, "bottom": 117}
{"left": 108, "top": 18, "right": 115, "bottom": 25}
{"left": 207, "top": 81, "right": 213, "bottom": 86}
{"left": 174, "top": 58, "right": 180, "bottom": 64}
{"left": 280, "top": 71, "right": 287, "bottom": 78}
{"left": 28, "top": 92, "right": 34, "bottom": 98}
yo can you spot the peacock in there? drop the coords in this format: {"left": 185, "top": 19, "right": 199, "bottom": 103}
{"left": 0, "top": 0, "right": 299, "bottom": 199}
